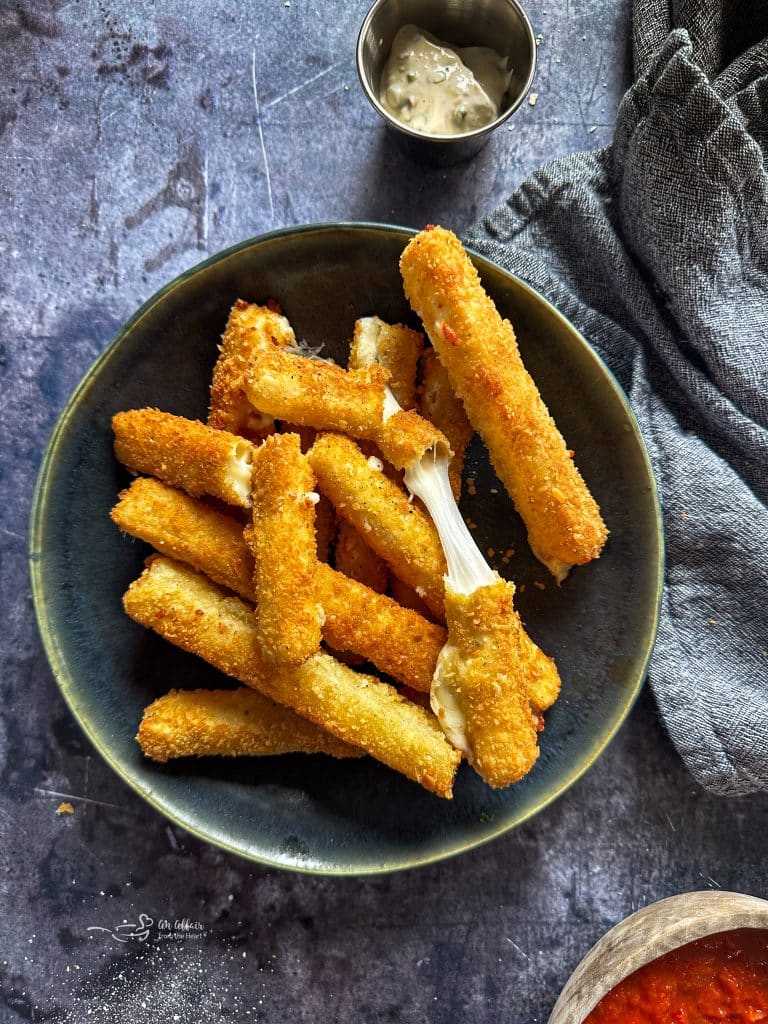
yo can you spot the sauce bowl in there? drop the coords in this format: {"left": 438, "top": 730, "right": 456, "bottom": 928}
{"left": 356, "top": 0, "right": 537, "bottom": 162}
{"left": 548, "top": 891, "right": 768, "bottom": 1024}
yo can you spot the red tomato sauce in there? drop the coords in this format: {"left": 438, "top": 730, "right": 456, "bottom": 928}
{"left": 584, "top": 928, "right": 768, "bottom": 1024}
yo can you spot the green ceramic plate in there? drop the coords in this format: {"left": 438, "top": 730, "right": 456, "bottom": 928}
{"left": 30, "top": 223, "right": 663, "bottom": 875}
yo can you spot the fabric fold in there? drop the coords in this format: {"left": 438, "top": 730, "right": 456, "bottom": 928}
{"left": 466, "top": 6, "right": 768, "bottom": 795}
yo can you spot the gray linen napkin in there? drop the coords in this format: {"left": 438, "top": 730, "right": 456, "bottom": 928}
{"left": 466, "top": 0, "right": 768, "bottom": 795}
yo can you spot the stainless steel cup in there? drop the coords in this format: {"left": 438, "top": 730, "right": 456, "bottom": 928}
{"left": 356, "top": 0, "right": 537, "bottom": 163}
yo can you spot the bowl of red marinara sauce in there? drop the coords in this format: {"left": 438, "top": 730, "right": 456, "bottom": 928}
{"left": 548, "top": 891, "right": 768, "bottom": 1024}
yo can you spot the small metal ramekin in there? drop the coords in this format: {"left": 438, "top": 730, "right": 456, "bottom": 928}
{"left": 356, "top": 0, "right": 537, "bottom": 163}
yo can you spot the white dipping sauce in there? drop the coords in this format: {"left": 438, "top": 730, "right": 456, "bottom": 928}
{"left": 379, "top": 24, "right": 513, "bottom": 136}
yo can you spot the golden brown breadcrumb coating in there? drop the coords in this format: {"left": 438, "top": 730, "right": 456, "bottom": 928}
{"left": 334, "top": 519, "right": 389, "bottom": 594}
{"left": 350, "top": 316, "right": 423, "bottom": 410}
{"left": 113, "top": 409, "right": 254, "bottom": 509}
{"left": 308, "top": 432, "right": 448, "bottom": 619}
{"left": 208, "top": 299, "right": 295, "bottom": 440}
{"left": 111, "top": 476, "right": 254, "bottom": 598}
{"left": 137, "top": 688, "right": 363, "bottom": 762}
{"left": 124, "top": 558, "right": 460, "bottom": 797}
{"left": 316, "top": 562, "right": 445, "bottom": 693}
{"left": 400, "top": 226, "right": 607, "bottom": 580}
{"left": 244, "top": 342, "right": 450, "bottom": 471}
{"left": 435, "top": 579, "right": 539, "bottom": 788}
{"left": 419, "top": 347, "right": 473, "bottom": 500}
{"left": 111, "top": 479, "right": 446, "bottom": 693}
{"left": 247, "top": 432, "right": 322, "bottom": 665}
{"left": 245, "top": 345, "right": 388, "bottom": 438}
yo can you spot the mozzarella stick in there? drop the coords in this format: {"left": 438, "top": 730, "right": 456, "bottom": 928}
{"left": 244, "top": 345, "right": 388, "bottom": 438}
{"left": 123, "top": 558, "right": 461, "bottom": 797}
{"left": 350, "top": 316, "right": 423, "bottom": 410}
{"left": 404, "top": 446, "right": 561, "bottom": 752}
{"left": 434, "top": 579, "right": 539, "bottom": 788}
{"left": 334, "top": 519, "right": 389, "bottom": 594}
{"left": 111, "top": 479, "right": 446, "bottom": 693}
{"left": 113, "top": 409, "right": 254, "bottom": 508}
{"left": 208, "top": 300, "right": 295, "bottom": 441}
{"left": 400, "top": 225, "right": 608, "bottom": 581}
{"left": 420, "top": 347, "right": 473, "bottom": 500}
{"left": 245, "top": 344, "right": 450, "bottom": 471}
{"left": 247, "top": 433, "right": 322, "bottom": 665}
{"left": 277, "top": 423, "right": 337, "bottom": 562}
{"left": 111, "top": 476, "right": 254, "bottom": 598}
{"left": 308, "top": 433, "right": 447, "bottom": 619}
{"left": 317, "top": 563, "right": 445, "bottom": 693}
{"left": 138, "top": 688, "right": 363, "bottom": 762}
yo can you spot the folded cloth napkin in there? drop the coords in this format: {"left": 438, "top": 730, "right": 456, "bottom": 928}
{"left": 466, "top": 0, "right": 768, "bottom": 795}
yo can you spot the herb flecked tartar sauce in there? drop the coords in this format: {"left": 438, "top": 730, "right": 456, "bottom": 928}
{"left": 379, "top": 25, "right": 513, "bottom": 135}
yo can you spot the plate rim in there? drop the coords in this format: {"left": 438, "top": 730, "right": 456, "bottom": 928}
{"left": 29, "top": 221, "right": 665, "bottom": 875}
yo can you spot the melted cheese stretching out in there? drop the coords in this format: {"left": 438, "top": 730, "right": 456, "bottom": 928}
{"left": 405, "top": 452, "right": 494, "bottom": 595}
{"left": 402, "top": 418, "right": 543, "bottom": 786}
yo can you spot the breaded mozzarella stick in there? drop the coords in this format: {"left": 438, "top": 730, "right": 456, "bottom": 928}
{"left": 245, "top": 344, "right": 450, "bottom": 471}
{"left": 400, "top": 226, "right": 607, "bottom": 581}
{"left": 350, "top": 316, "right": 423, "bottom": 410}
{"left": 111, "top": 477, "right": 254, "bottom": 598}
{"left": 405, "top": 455, "right": 543, "bottom": 785}
{"left": 245, "top": 345, "right": 388, "bottom": 438}
{"left": 111, "top": 479, "right": 447, "bottom": 693}
{"left": 113, "top": 409, "right": 254, "bottom": 508}
{"left": 420, "top": 347, "right": 473, "bottom": 500}
{"left": 247, "top": 433, "right": 322, "bottom": 665}
{"left": 308, "top": 433, "right": 448, "bottom": 620}
{"left": 334, "top": 519, "right": 389, "bottom": 594}
{"left": 436, "top": 581, "right": 539, "bottom": 787}
{"left": 209, "top": 300, "right": 295, "bottom": 441}
{"left": 316, "top": 563, "right": 445, "bottom": 693}
{"left": 137, "top": 688, "right": 363, "bottom": 762}
{"left": 123, "top": 558, "right": 461, "bottom": 797}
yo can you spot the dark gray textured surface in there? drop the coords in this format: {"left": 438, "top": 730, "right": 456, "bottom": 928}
{"left": 1, "top": 1, "right": 766, "bottom": 1021}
